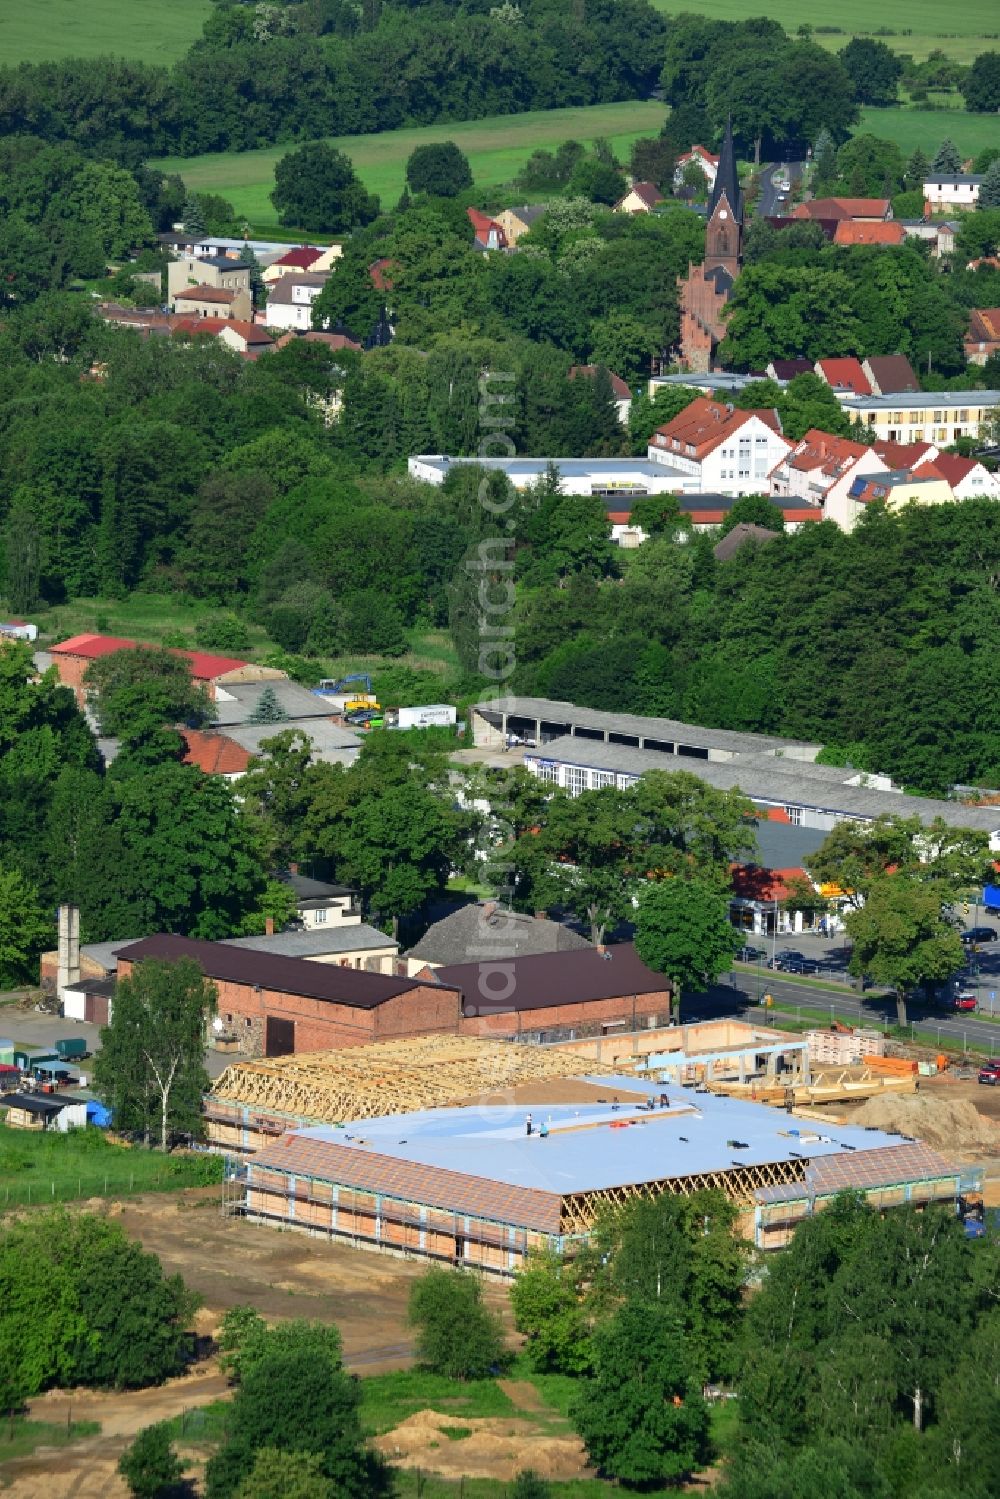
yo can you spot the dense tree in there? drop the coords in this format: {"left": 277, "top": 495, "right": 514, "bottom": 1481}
{"left": 271, "top": 143, "right": 380, "bottom": 233}
{"left": 405, "top": 142, "right": 473, "bottom": 198}
{"left": 119, "top": 1423, "right": 183, "bottom": 1499}
{"left": 0, "top": 1210, "right": 198, "bottom": 1409}
{"left": 511, "top": 1252, "right": 594, "bottom": 1375}
{"left": 205, "top": 1323, "right": 392, "bottom": 1499}
{"left": 931, "top": 138, "right": 962, "bottom": 174}
{"left": 844, "top": 877, "right": 965, "bottom": 1026}
{"left": 408, "top": 1268, "right": 506, "bottom": 1380}
{"left": 94, "top": 956, "right": 217, "bottom": 1149}
{"left": 633, "top": 878, "right": 740, "bottom": 1023}
{"left": 236, "top": 1448, "right": 337, "bottom": 1499}
{"left": 979, "top": 158, "right": 1000, "bottom": 211}
{"left": 961, "top": 51, "right": 1000, "bottom": 113}
{"left": 572, "top": 1302, "right": 711, "bottom": 1485}
{"left": 0, "top": 864, "right": 51, "bottom": 985}
{"left": 838, "top": 38, "right": 903, "bottom": 106}
{"left": 83, "top": 647, "right": 211, "bottom": 738}
{"left": 719, "top": 495, "right": 786, "bottom": 535}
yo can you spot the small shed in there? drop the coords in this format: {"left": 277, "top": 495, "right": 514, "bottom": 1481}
{"left": 2, "top": 1093, "right": 88, "bottom": 1132}
{"left": 62, "top": 976, "right": 115, "bottom": 1026}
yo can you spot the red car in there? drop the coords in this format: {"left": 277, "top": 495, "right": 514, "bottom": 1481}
{"left": 978, "top": 1062, "right": 1000, "bottom": 1086}
{"left": 952, "top": 993, "right": 978, "bottom": 1011}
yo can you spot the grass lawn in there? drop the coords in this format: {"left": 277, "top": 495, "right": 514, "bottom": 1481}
{"left": 359, "top": 1372, "right": 516, "bottom": 1437}
{"left": 0, "top": 1415, "right": 101, "bottom": 1460}
{"left": 653, "top": 0, "right": 998, "bottom": 63}
{"left": 0, "top": 1124, "right": 223, "bottom": 1208}
{"left": 153, "top": 101, "right": 668, "bottom": 228}
{"left": 0, "top": 0, "right": 211, "bottom": 66}
{"left": 858, "top": 105, "right": 1000, "bottom": 157}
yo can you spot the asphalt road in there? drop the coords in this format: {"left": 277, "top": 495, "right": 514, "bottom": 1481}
{"left": 758, "top": 159, "right": 805, "bottom": 217}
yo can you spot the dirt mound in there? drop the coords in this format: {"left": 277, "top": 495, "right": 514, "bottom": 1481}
{"left": 851, "top": 1093, "right": 999, "bottom": 1155}
{"left": 374, "top": 1410, "right": 589, "bottom": 1481}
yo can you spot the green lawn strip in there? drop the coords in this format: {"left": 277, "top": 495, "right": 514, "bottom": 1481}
{"left": 709, "top": 1397, "right": 740, "bottom": 1458}
{"left": 733, "top": 961, "right": 863, "bottom": 996}
{"left": 152, "top": 101, "right": 667, "bottom": 222}
{"left": 359, "top": 1372, "right": 516, "bottom": 1438}
{"left": 0, "top": 0, "right": 210, "bottom": 65}
{"left": 0, "top": 1124, "right": 222, "bottom": 1208}
{"left": 0, "top": 1416, "right": 101, "bottom": 1460}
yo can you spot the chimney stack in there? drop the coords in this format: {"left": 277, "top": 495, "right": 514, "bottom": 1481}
{"left": 56, "top": 904, "right": 81, "bottom": 995}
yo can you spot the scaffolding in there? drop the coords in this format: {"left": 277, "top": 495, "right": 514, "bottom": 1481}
{"left": 559, "top": 1156, "right": 808, "bottom": 1234}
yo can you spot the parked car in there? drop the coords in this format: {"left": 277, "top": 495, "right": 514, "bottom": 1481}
{"left": 735, "top": 945, "right": 763, "bottom": 963}
{"left": 770, "top": 954, "right": 821, "bottom": 974}
{"left": 978, "top": 1061, "right": 1000, "bottom": 1085}
{"left": 960, "top": 926, "right": 997, "bottom": 944}
{"left": 951, "top": 993, "right": 978, "bottom": 1011}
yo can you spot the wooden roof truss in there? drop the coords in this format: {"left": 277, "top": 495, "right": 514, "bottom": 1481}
{"left": 559, "top": 1156, "right": 807, "bottom": 1234}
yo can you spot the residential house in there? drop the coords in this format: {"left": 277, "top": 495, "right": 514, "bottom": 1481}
{"left": 276, "top": 871, "right": 363, "bottom": 930}
{"left": 614, "top": 181, "right": 664, "bottom": 214}
{"left": 712, "top": 522, "right": 781, "bottom": 561}
{"left": 836, "top": 468, "right": 954, "bottom": 532}
{"left": 404, "top": 901, "right": 591, "bottom": 974}
{"left": 217, "top": 322, "right": 275, "bottom": 359}
{"left": 494, "top": 205, "right": 547, "bottom": 246}
{"left": 814, "top": 357, "right": 872, "bottom": 398}
{"left": 173, "top": 285, "right": 252, "bottom": 321}
{"left": 765, "top": 358, "right": 813, "bottom": 382}
{"left": 833, "top": 220, "right": 906, "bottom": 247}
{"left": 769, "top": 429, "right": 886, "bottom": 516}
{"left": 648, "top": 396, "right": 792, "bottom": 496}
{"left": 900, "top": 220, "right": 957, "bottom": 258}
{"left": 224, "top": 925, "right": 399, "bottom": 974}
{"left": 860, "top": 355, "right": 920, "bottom": 396}
{"left": 844, "top": 391, "right": 999, "bottom": 446}
{"left": 466, "top": 208, "right": 507, "bottom": 251}
{"left": 42, "top": 634, "right": 284, "bottom": 708}
{"left": 673, "top": 146, "right": 719, "bottom": 190}
{"left": 922, "top": 175, "right": 983, "bottom": 214}
{"left": 172, "top": 316, "right": 231, "bottom": 341}
{"left": 167, "top": 254, "right": 251, "bottom": 306}
{"left": 179, "top": 728, "right": 252, "bottom": 780}
{"left": 915, "top": 450, "right": 1000, "bottom": 500}
{"left": 872, "top": 438, "right": 939, "bottom": 468}
{"left": 965, "top": 308, "right": 1000, "bottom": 366}
{"left": 273, "top": 329, "right": 361, "bottom": 354}
{"left": 676, "top": 118, "right": 744, "bottom": 371}
{"left": 792, "top": 197, "right": 891, "bottom": 222}
{"left": 264, "top": 273, "right": 331, "bottom": 331}
{"left": 568, "top": 364, "right": 633, "bottom": 425}
{"left": 262, "top": 246, "right": 326, "bottom": 284}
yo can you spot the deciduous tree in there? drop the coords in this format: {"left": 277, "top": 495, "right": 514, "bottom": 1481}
{"left": 844, "top": 876, "right": 964, "bottom": 1026}
{"left": 634, "top": 877, "right": 740, "bottom": 1022}
{"left": 405, "top": 142, "right": 473, "bottom": 198}
{"left": 409, "top": 1268, "right": 506, "bottom": 1380}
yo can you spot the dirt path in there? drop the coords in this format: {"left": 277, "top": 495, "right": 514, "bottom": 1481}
{"left": 497, "top": 1378, "right": 547, "bottom": 1413}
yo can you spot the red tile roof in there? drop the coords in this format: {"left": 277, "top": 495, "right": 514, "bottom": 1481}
{"left": 815, "top": 357, "right": 871, "bottom": 396}
{"left": 51, "top": 633, "right": 250, "bottom": 680}
{"left": 833, "top": 220, "right": 906, "bottom": 246}
{"left": 863, "top": 354, "right": 919, "bottom": 394}
{"left": 180, "top": 729, "right": 252, "bottom": 776}
{"left": 172, "top": 316, "right": 230, "bottom": 338}
{"left": 221, "top": 320, "right": 274, "bottom": 345}
{"left": 568, "top": 364, "right": 632, "bottom": 401}
{"left": 368, "top": 257, "right": 397, "bottom": 291}
{"left": 969, "top": 307, "right": 1000, "bottom": 341}
{"left": 793, "top": 197, "right": 890, "bottom": 221}
{"left": 677, "top": 146, "right": 719, "bottom": 169}
{"left": 174, "top": 285, "right": 238, "bottom": 304}
{"left": 273, "top": 246, "right": 322, "bottom": 269}
{"left": 782, "top": 428, "right": 869, "bottom": 479}
{"left": 872, "top": 439, "right": 935, "bottom": 469}
{"left": 731, "top": 865, "right": 806, "bottom": 904}
{"left": 466, "top": 208, "right": 506, "bottom": 246}
{"left": 273, "top": 330, "right": 362, "bottom": 352}
{"left": 918, "top": 451, "right": 977, "bottom": 488}
{"left": 653, "top": 397, "right": 784, "bottom": 459}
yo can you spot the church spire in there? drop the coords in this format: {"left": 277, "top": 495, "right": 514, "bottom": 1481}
{"left": 708, "top": 114, "right": 742, "bottom": 224}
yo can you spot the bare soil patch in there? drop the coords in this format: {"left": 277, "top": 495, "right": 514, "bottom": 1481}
{"left": 848, "top": 1092, "right": 1000, "bottom": 1157}
{"left": 375, "top": 1410, "right": 590, "bottom": 1482}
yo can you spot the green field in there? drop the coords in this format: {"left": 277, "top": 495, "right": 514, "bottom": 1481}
{"left": 654, "top": 0, "right": 998, "bottom": 64}
{"left": 0, "top": 0, "right": 211, "bottom": 66}
{"left": 154, "top": 101, "right": 668, "bottom": 227}
{"left": 0, "top": 1124, "right": 223, "bottom": 1207}
{"left": 858, "top": 105, "right": 1000, "bottom": 157}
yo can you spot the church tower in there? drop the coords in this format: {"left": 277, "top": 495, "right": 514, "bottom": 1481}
{"left": 703, "top": 116, "right": 742, "bottom": 282}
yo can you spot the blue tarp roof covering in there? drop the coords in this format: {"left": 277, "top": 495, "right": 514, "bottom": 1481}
{"left": 86, "top": 1100, "right": 112, "bottom": 1127}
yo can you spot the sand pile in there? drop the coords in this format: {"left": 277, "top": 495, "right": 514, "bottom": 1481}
{"left": 375, "top": 1411, "right": 588, "bottom": 1481}
{"left": 851, "top": 1093, "right": 999, "bottom": 1154}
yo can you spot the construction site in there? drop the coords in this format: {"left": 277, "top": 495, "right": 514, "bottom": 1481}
{"left": 210, "top": 1021, "right": 983, "bottom": 1268}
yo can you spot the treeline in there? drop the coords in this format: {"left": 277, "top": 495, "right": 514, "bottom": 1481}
{"left": 440, "top": 476, "right": 1000, "bottom": 793}
{"left": 0, "top": 0, "right": 665, "bottom": 165}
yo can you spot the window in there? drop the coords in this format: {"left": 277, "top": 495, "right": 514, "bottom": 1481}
{"left": 933, "top": 410, "right": 943, "bottom": 424}
{"left": 936, "top": 427, "right": 947, "bottom": 442}
{"left": 535, "top": 762, "right": 558, "bottom": 784}
{"left": 959, "top": 409, "right": 969, "bottom": 423}
{"left": 566, "top": 766, "right": 588, "bottom": 797}
{"left": 591, "top": 771, "right": 616, "bottom": 789}
{"left": 954, "top": 428, "right": 964, "bottom": 439}
{"left": 908, "top": 411, "right": 920, "bottom": 424}
{"left": 314, "top": 906, "right": 327, "bottom": 924}
{"left": 891, "top": 412, "right": 904, "bottom": 425}
{"left": 784, "top": 806, "right": 803, "bottom": 826}
{"left": 912, "top": 429, "right": 923, "bottom": 441}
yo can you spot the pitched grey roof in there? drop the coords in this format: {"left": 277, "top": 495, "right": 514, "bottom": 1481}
{"left": 407, "top": 903, "right": 591, "bottom": 966}
{"left": 266, "top": 273, "right": 330, "bottom": 304}
{"left": 79, "top": 939, "right": 146, "bottom": 974}
{"left": 278, "top": 872, "right": 354, "bottom": 900}
{"left": 227, "top": 721, "right": 360, "bottom": 762}
{"left": 212, "top": 680, "right": 342, "bottom": 724}
{"left": 223, "top": 924, "right": 396, "bottom": 958}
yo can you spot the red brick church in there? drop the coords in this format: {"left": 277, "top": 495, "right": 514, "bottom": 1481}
{"left": 676, "top": 117, "right": 743, "bottom": 372}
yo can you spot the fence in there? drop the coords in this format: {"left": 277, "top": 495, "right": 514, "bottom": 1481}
{"left": 0, "top": 1161, "right": 222, "bottom": 1208}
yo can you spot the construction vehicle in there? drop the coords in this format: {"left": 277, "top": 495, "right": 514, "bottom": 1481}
{"left": 314, "top": 674, "right": 379, "bottom": 714}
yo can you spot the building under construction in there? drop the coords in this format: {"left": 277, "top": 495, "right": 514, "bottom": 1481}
{"left": 232, "top": 1078, "right": 975, "bottom": 1269}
